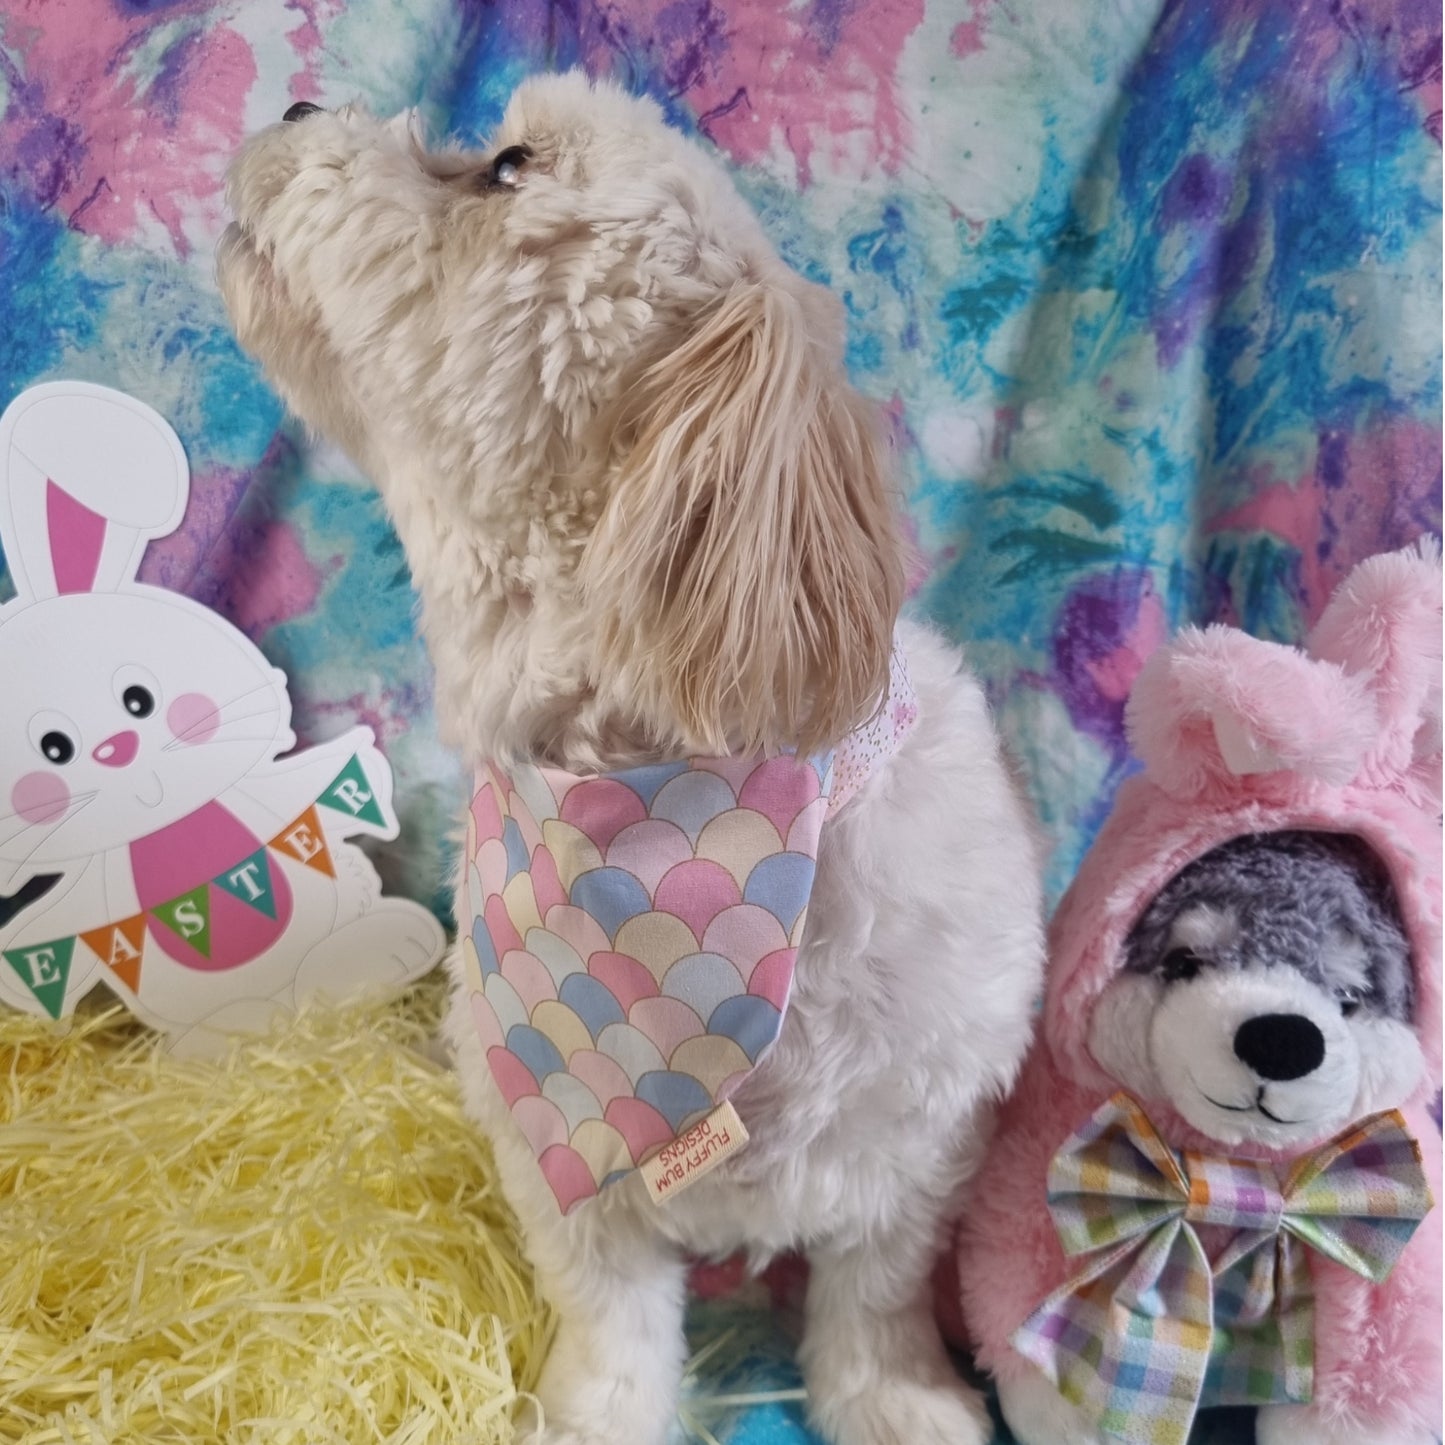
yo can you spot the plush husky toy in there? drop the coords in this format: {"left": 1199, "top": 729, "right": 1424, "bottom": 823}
{"left": 955, "top": 542, "right": 1441, "bottom": 1445}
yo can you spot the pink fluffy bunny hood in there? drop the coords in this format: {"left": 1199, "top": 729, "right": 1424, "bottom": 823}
{"left": 947, "top": 537, "right": 1445, "bottom": 1416}
{"left": 945, "top": 542, "right": 1443, "bottom": 1429}
{"left": 1046, "top": 539, "right": 1442, "bottom": 1112}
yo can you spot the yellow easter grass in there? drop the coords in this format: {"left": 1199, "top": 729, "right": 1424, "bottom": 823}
{"left": 0, "top": 977, "right": 553, "bottom": 1444}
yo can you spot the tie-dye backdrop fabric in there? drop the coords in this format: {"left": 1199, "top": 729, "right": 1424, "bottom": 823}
{"left": 1, "top": 0, "right": 1439, "bottom": 1440}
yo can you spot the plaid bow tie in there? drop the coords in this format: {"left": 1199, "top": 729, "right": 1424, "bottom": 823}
{"left": 1012, "top": 1093, "right": 1433, "bottom": 1445}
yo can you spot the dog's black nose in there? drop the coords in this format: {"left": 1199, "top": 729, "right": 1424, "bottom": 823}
{"left": 283, "top": 101, "right": 323, "bottom": 123}
{"left": 1233, "top": 1013, "right": 1326, "bottom": 1081}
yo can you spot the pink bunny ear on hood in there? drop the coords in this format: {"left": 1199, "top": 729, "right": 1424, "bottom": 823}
{"left": 1125, "top": 624, "right": 1379, "bottom": 799}
{"left": 1307, "top": 539, "right": 1443, "bottom": 793}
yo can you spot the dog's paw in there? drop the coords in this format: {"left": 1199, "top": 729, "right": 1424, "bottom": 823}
{"left": 811, "top": 1375, "right": 990, "bottom": 1445}
{"left": 1257, "top": 1403, "right": 1435, "bottom": 1445}
{"left": 524, "top": 1426, "right": 641, "bottom": 1445}
{"left": 517, "top": 1371, "right": 675, "bottom": 1445}
{"left": 996, "top": 1370, "right": 1108, "bottom": 1445}
{"left": 523, "top": 1417, "right": 666, "bottom": 1445}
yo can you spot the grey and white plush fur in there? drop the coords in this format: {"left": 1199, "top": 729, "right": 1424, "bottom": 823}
{"left": 217, "top": 71, "right": 1045, "bottom": 1445}
{"left": 1090, "top": 830, "right": 1422, "bottom": 1152}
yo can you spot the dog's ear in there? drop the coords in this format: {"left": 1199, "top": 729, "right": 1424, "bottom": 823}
{"left": 582, "top": 281, "right": 904, "bottom": 756}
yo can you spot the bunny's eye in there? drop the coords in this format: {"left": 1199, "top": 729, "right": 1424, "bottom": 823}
{"left": 40, "top": 731, "right": 76, "bottom": 765}
{"left": 122, "top": 685, "right": 156, "bottom": 718}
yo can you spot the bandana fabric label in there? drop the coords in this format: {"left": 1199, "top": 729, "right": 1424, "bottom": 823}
{"left": 464, "top": 644, "right": 918, "bottom": 1212}
{"left": 640, "top": 1099, "right": 750, "bottom": 1204}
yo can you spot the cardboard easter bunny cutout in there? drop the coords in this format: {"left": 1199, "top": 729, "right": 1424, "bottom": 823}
{"left": 0, "top": 382, "right": 444, "bottom": 1054}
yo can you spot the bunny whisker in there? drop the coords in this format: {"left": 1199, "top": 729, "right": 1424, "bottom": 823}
{"left": 166, "top": 728, "right": 290, "bottom": 751}
{"left": 0, "top": 789, "right": 100, "bottom": 834}
{"left": 161, "top": 684, "right": 284, "bottom": 748}
{"left": 162, "top": 707, "right": 285, "bottom": 750}
{"left": 1, "top": 792, "right": 100, "bottom": 876}
{"left": 164, "top": 718, "right": 294, "bottom": 749}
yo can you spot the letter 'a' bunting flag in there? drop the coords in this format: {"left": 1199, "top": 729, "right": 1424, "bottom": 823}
{"left": 80, "top": 914, "right": 147, "bottom": 992}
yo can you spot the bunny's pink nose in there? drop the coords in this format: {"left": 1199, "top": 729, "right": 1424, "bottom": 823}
{"left": 92, "top": 730, "right": 140, "bottom": 768}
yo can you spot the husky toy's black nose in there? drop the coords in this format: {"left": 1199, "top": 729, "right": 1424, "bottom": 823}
{"left": 1233, "top": 1013, "right": 1326, "bottom": 1081}
{"left": 283, "top": 101, "right": 323, "bottom": 123}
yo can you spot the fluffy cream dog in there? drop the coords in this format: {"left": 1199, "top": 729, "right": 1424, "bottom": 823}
{"left": 219, "top": 71, "right": 1044, "bottom": 1445}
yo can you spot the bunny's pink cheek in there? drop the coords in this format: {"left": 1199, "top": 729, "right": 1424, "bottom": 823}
{"left": 167, "top": 693, "right": 219, "bottom": 746}
{"left": 12, "top": 771, "right": 70, "bottom": 825}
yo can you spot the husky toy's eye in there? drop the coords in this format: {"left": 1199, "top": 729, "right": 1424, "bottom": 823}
{"left": 122, "top": 685, "right": 156, "bottom": 719}
{"left": 1161, "top": 947, "right": 1202, "bottom": 983}
{"left": 488, "top": 145, "right": 531, "bottom": 189}
{"left": 40, "top": 730, "right": 76, "bottom": 765}
{"left": 1338, "top": 991, "right": 1362, "bottom": 1018}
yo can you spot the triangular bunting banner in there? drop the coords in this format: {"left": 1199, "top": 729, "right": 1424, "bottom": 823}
{"left": 214, "top": 847, "right": 278, "bottom": 919}
{"left": 318, "top": 754, "right": 386, "bottom": 828}
{"left": 151, "top": 885, "right": 212, "bottom": 958}
{"left": 269, "top": 805, "right": 335, "bottom": 878}
{"left": 1, "top": 776, "right": 370, "bottom": 1022}
{"left": 81, "top": 914, "right": 147, "bottom": 992}
{"left": 4, "top": 936, "right": 75, "bottom": 1020}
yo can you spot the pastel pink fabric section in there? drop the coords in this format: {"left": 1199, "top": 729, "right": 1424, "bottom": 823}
{"left": 1205, "top": 418, "right": 1442, "bottom": 626}
{"left": 578, "top": 0, "right": 927, "bottom": 187}
{"left": 827, "top": 644, "right": 920, "bottom": 817}
{"left": 1050, "top": 545, "right": 1443, "bottom": 1085}
{"left": 952, "top": 543, "right": 1443, "bottom": 1440}
{"left": 0, "top": 5, "right": 256, "bottom": 254}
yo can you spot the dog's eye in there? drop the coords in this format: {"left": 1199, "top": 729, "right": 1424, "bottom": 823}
{"left": 1161, "top": 947, "right": 1203, "bottom": 983}
{"left": 487, "top": 145, "right": 531, "bottom": 190}
{"left": 1338, "top": 991, "right": 1362, "bottom": 1018}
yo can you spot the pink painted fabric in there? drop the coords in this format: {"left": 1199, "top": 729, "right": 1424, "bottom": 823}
{"left": 952, "top": 543, "right": 1443, "bottom": 1440}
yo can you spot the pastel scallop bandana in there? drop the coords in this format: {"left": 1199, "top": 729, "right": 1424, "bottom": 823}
{"left": 463, "top": 646, "right": 918, "bottom": 1211}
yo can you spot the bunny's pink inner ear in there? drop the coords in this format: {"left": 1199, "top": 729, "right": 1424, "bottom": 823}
{"left": 46, "top": 480, "right": 107, "bottom": 594}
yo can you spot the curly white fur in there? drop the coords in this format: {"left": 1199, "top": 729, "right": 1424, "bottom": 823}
{"left": 218, "top": 71, "right": 1044, "bottom": 1445}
